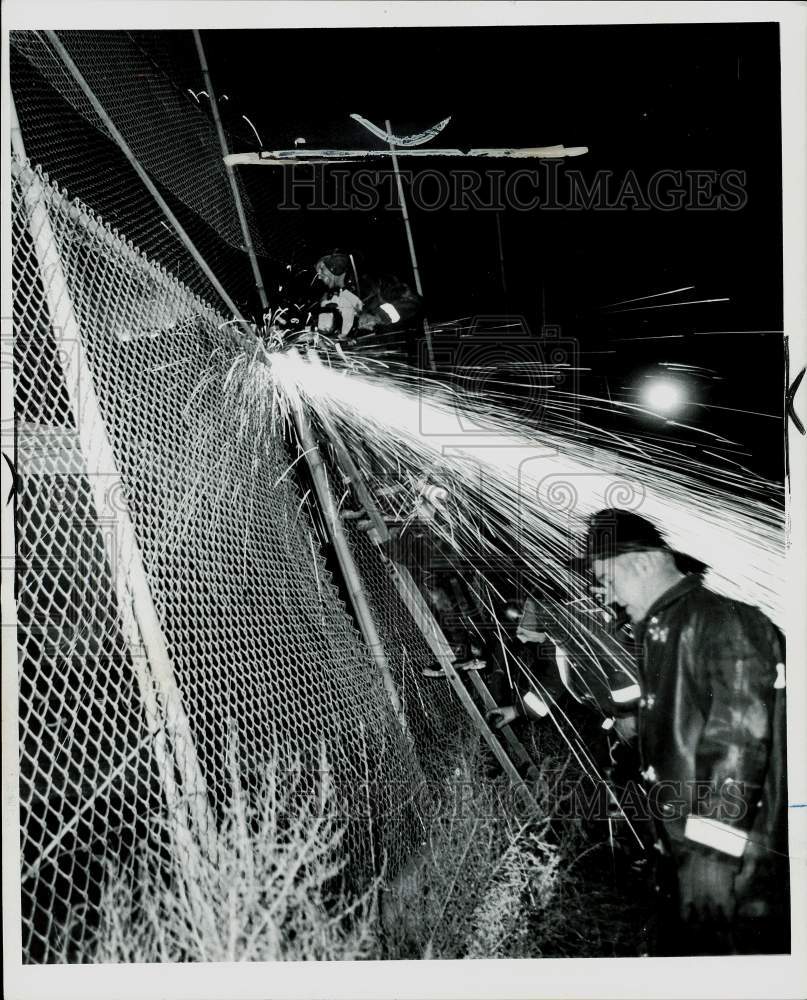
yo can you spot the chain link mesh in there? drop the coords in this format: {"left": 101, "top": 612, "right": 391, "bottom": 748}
{"left": 10, "top": 30, "right": 270, "bottom": 314}
{"left": 343, "top": 523, "right": 471, "bottom": 779}
{"left": 10, "top": 153, "right": 469, "bottom": 963}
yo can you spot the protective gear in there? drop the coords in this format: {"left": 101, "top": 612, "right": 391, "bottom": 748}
{"left": 574, "top": 507, "right": 708, "bottom": 577}
{"left": 515, "top": 596, "right": 549, "bottom": 642}
{"left": 632, "top": 574, "right": 788, "bottom": 954}
{"left": 633, "top": 575, "right": 787, "bottom": 862}
{"left": 499, "top": 595, "right": 637, "bottom": 716}
{"left": 313, "top": 252, "right": 422, "bottom": 352}
{"left": 317, "top": 250, "right": 351, "bottom": 277}
{"left": 414, "top": 479, "right": 448, "bottom": 524}
{"left": 521, "top": 690, "right": 551, "bottom": 718}
{"left": 357, "top": 275, "right": 422, "bottom": 330}
{"left": 487, "top": 705, "right": 520, "bottom": 730}
{"left": 612, "top": 714, "right": 638, "bottom": 743}
{"left": 455, "top": 655, "right": 487, "bottom": 672}
{"left": 317, "top": 287, "right": 363, "bottom": 339}
{"left": 422, "top": 663, "right": 449, "bottom": 678}
{"left": 515, "top": 624, "right": 546, "bottom": 643}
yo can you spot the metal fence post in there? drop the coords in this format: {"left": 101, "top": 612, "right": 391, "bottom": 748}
{"left": 193, "top": 29, "right": 269, "bottom": 315}
{"left": 11, "top": 92, "right": 218, "bottom": 864}
{"left": 291, "top": 410, "right": 412, "bottom": 741}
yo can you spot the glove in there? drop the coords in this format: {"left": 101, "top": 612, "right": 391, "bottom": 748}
{"left": 515, "top": 597, "right": 549, "bottom": 643}
{"left": 357, "top": 311, "right": 379, "bottom": 331}
{"left": 678, "top": 850, "right": 738, "bottom": 922}
{"left": 487, "top": 705, "right": 520, "bottom": 730}
{"left": 414, "top": 480, "right": 448, "bottom": 524}
{"left": 516, "top": 625, "right": 548, "bottom": 644}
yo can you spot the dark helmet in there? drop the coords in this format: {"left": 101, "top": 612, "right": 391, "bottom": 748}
{"left": 575, "top": 508, "right": 708, "bottom": 576}
{"left": 317, "top": 249, "right": 351, "bottom": 276}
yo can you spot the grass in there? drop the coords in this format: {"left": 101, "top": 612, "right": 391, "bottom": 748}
{"left": 64, "top": 729, "right": 649, "bottom": 962}
{"left": 67, "top": 748, "right": 381, "bottom": 962}
{"left": 377, "top": 727, "right": 648, "bottom": 961}
{"left": 378, "top": 735, "right": 554, "bottom": 960}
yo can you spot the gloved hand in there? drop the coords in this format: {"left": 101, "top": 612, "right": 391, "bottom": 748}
{"left": 487, "top": 705, "right": 520, "bottom": 730}
{"left": 357, "top": 311, "right": 379, "bottom": 331}
{"left": 678, "top": 849, "right": 739, "bottom": 922}
{"left": 516, "top": 625, "right": 548, "bottom": 644}
{"left": 414, "top": 479, "right": 448, "bottom": 524}
{"left": 514, "top": 596, "right": 549, "bottom": 644}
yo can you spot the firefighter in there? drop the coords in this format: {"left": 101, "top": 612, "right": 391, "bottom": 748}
{"left": 576, "top": 507, "right": 789, "bottom": 956}
{"left": 353, "top": 477, "right": 486, "bottom": 675}
{"left": 314, "top": 249, "right": 422, "bottom": 344}
{"left": 485, "top": 596, "right": 574, "bottom": 725}
{"left": 314, "top": 250, "right": 363, "bottom": 340}
{"left": 486, "top": 594, "right": 639, "bottom": 737}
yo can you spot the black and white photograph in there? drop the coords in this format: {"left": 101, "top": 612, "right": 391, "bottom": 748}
{"left": 2, "top": 3, "right": 805, "bottom": 999}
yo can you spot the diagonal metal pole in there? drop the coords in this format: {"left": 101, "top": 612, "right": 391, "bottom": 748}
{"left": 322, "top": 423, "right": 541, "bottom": 807}
{"left": 383, "top": 557, "right": 541, "bottom": 812}
{"left": 193, "top": 30, "right": 269, "bottom": 315}
{"left": 385, "top": 119, "right": 437, "bottom": 372}
{"left": 43, "top": 30, "right": 245, "bottom": 322}
{"left": 291, "top": 409, "right": 410, "bottom": 739}
{"left": 11, "top": 93, "right": 218, "bottom": 865}
{"left": 320, "top": 415, "right": 390, "bottom": 544}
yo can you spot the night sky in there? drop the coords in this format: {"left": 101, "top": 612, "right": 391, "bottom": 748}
{"left": 186, "top": 22, "right": 784, "bottom": 479}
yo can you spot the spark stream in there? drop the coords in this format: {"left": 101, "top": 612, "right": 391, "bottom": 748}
{"left": 280, "top": 163, "right": 748, "bottom": 213}
{"left": 218, "top": 348, "right": 781, "bottom": 831}
{"left": 268, "top": 350, "right": 784, "bottom": 629}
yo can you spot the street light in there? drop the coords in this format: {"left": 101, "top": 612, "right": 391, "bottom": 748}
{"left": 641, "top": 378, "right": 687, "bottom": 416}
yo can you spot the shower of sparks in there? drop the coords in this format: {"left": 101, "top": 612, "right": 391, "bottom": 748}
{"left": 192, "top": 341, "right": 785, "bottom": 818}
{"left": 692, "top": 330, "right": 784, "bottom": 337}
{"left": 195, "top": 342, "right": 783, "bottom": 706}
{"left": 242, "top": 115, "right": 263, "bottom": 148}
{"left": 611, "top": 334, "right": 685, "bottom": 342}
{"left": 605, "top": 297, "right": 730, "bottom": 314}
{"left": 601, "top": 286, "right": 696, "bottom": 309}
{"left": 265, "top": 348, "right": 785, "bottom": 632}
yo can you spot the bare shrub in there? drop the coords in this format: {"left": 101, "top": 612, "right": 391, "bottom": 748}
{"left": 66, "top": 730, "right": 646, "bottom": 962}
{"left": 69, "top": 749, "right": 381, "bottom": 962}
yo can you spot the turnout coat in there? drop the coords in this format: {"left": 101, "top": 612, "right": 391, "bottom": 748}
{"left": 630, "top": 576, "right": 788, "bottom": 881}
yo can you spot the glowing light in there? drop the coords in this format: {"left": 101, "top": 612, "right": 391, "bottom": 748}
{"left": 199, "top": 346, "right": 784, "bottom": 834}
{"left": 642, "top": 378, "right": 686, "bottom": 415}
{"left": 262, "top": 350, "right": 784, "bottom": 629}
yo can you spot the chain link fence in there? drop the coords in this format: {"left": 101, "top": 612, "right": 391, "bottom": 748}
{"left": 10, "top": 30, "right": 271, "bottom": 314}
{"left": 11, "top": 151, "right": 471, "bottom": 963}
{"left": 343, "top": 523, "right": 470, "bottom": 780}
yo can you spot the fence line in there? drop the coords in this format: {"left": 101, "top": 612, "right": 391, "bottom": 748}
{"left": 11, "top": 146, "right": 468, "bottom": 962}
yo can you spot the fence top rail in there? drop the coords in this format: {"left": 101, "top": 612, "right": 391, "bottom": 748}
{"left": 11, "top": 154, "right": 228, "bottom": 331}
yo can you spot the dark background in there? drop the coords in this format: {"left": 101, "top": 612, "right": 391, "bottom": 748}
{"left": 180, "top": 22, "right": 785, "bottom": 480}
